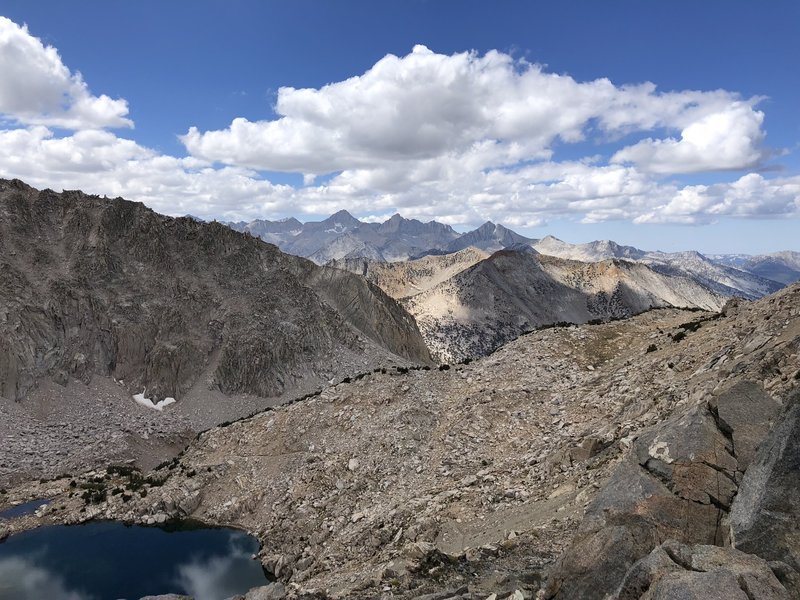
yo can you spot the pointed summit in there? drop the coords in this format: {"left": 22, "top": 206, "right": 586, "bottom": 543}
{"left": 324, "top": 209, "right": 362, "bottom": 227}
{"left": 445, "top": 221, "right": 532, "bottom": 254}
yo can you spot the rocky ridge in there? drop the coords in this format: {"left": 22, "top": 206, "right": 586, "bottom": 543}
{"left": 336, "top": 247, "right": 726, "bottom": 362}
{"left": 5, "top": 283, "right": 797, "bottom": 600}
{"left": 0, "top": 179, "right": 430, "bottom": 404}
{"left": 328, "top": 247, "right": 490, "bottom": 300}
{"left": 712, "top": 250, "right": 800, "bottom": 286}
{"left": 531, "top": 236, "right": 784, "bottom": 300}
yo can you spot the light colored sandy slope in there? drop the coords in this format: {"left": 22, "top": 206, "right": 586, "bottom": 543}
{"left": 532, "top": 235, "right": 645, "bottom": 262}
{"left": 532, "top": 236, "right": 782, "bottom": 300}
{"left": 329, "top": 246, "right": 490, "bottom": 299}
{"left": 402, "top": 249, "right": 725, "bottom": 362}
{"left": 537, "top": 254, "right": 723, "bottom": 312}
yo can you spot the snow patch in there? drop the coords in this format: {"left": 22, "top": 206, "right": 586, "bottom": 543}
{"left": 133, "top": 389, "right": 176, "bottom": 412}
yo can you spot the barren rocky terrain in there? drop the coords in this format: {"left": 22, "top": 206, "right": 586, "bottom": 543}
{"left": 0, "top": 179, "right": 433, "bottom": 485}
{"left": 4, "top": 282, "right": 797, "bottom": 600}
{"left": 336, "top": 247, "right": 726, "bottom": 362}
{"left": 1, "top": 180, "right": 799, "bottom": 600}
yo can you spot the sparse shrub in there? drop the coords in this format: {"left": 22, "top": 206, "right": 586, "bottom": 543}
{"left": 439, "top": 364, "right": 450, "bottom": 371}
{"left": 671, "top": 331, "right": 687, "bottom": 343}
{"left": 107, "top": 464, "right": 138, "bottom": 478}
{"left": 679, "top": 320, "right": 702, "bottom": 333}
{"left": 81, "top": 486, "right": 107, "bottom": 504}
{"left": 646, "top": 344, "right": 657, "bottom": 353}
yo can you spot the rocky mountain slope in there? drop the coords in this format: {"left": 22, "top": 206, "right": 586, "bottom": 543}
{"left": 336, "top": 247, "right": 725, "bottom": 362}
{"left": 438, "top": 221, "right": 533, "bottom": 255}
{"left": 328, "top": 247, "right": 490, "bottom": 299}
{"left": 9, "top": 282, "right": 797, "bottom": 600}
{"left": 0, "top": 179, "right": 431, "bottom": 477}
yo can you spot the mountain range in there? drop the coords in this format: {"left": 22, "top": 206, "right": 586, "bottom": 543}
{"left": 228, "top": 211, "right": 461, "bottom": 263}
{"left": 229, "top": 212, "right": 798, "bottom": 300}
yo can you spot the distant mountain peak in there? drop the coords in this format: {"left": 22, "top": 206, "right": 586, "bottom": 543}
{"left": 327, "top": 209, "right": 359, "bottom": 222}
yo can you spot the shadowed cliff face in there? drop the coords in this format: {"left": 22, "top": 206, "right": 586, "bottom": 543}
{"left": 0, "top": 179, "right": 430, "bottom": 402}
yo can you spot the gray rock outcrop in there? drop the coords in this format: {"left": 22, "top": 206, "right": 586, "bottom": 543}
{"left": 544, "top": 381, "right": 791, "bottom": 599}
{"left": 614, "top": 541, "right": 790, "bottom": 600}
{"left": 730, "top": 398, "right": 800, "bottom": 573}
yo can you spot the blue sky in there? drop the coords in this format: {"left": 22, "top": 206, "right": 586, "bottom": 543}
{"left": 0, "top": 1, "right": 798, "bottom": 253}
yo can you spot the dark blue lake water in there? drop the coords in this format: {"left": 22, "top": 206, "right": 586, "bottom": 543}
{"left": 0, "top": 498, "right": 50, "bottom": 519}
{"left": 0, "top": 520, "right": 270, "bottom": 600}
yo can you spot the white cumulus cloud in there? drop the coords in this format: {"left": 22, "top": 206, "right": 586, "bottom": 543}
{"left": 0, "top": 22, "right": 794, "bottom": 228}
{"left": 181, "top": 45, "right": 768, "bottom": 177}
{"left": 634, "top": 173, "right": 800, "bottom": 224}
{"left": 611, "top": 102, "right": 766, "bottom": 173}
{"left": 0, "top": 16, "right": 131, "bottom": 129}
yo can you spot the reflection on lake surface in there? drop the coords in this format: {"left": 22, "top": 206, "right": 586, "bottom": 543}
{"left": 0, "top": 521, "right": 269, "bottom": 600}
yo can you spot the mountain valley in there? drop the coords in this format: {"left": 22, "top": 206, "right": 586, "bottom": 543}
{"left": 0, "top": 181, "right": 798, "bottom": 600}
